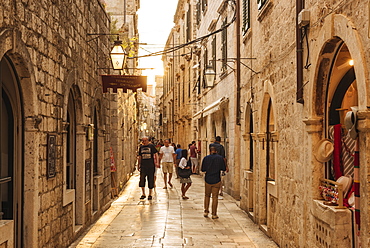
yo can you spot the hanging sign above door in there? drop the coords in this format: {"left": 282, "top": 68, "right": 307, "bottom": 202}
{"left": 101, "top": 75, "right": 147, "bottom": 93}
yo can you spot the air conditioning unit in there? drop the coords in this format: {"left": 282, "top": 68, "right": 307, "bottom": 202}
{"left": 298, "top": 9, "right": 310, "bottom": 28}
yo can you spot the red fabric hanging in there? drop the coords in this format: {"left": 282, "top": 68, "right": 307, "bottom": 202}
{"left": 354, "top": 140, "right": 360, "bottom": 230}
{"left": 333, "top": 124, "right": 343, "bottom": 179}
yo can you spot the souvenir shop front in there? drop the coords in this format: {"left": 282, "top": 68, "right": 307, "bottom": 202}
{"left": 309, "top": 14, "right": 369, "bottom": 247}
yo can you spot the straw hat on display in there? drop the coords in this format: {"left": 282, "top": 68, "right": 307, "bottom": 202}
{"left": 336, "top": 176, "right": 353, "bottom": 198}
{"left": 344, "top": 106, "right": 359, "bottom": 140}
{"left": 314, "top": 138, "right": 334, "bottom": 163}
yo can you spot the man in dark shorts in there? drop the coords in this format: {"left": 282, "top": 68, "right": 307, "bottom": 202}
{"left": 137, "top": 136, "right": 158, "bottom": 200}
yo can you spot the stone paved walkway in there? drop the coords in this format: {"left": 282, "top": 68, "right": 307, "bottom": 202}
{"left": 70, "top": 170, "right": 278, "bottom": 248}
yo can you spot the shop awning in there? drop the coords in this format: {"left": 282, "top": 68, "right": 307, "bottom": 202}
{"left": 193, "top": 97, "right": 228, "bottom": 119}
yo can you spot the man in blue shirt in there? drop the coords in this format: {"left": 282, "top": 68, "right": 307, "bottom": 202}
{"left": 209, "top": 136, "right": 225, "bottom": 158}
{"left": 209, "top": 136, "right": 228, "bottom": 196}
{"left": 175, "top": 144, "right": 182, "bottom": 178}
{"left": 201, "top": 146, "right": 226, "bottom": 219}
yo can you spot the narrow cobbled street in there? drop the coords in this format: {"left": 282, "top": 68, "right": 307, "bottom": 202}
{"left": 70, "top": 171, "right": 278, "bottom": 248}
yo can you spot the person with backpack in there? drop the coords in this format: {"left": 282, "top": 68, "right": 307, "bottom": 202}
{"left": 178, "top": 149, "right": 192, "bottom": 199}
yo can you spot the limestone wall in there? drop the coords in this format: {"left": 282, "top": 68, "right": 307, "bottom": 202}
{"left": 0, "top": 0, "right": 139, "bottom": 247}
{"left": 162, "top": 0, "right": 370, "bottom": 247}
{"left": 239, "top": 0, "right": 370, "bottom": 247}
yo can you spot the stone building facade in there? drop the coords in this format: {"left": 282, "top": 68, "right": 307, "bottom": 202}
{"left": 0, "top": 0, "right": 139, "bottom": 247}
{"left": 161, "top": 0, "right": 370, "bottom": 247}
{"left": 104, "top": 0, "right": 140, "bottom": 197}
{"left": 161, "top": 0, "right": 198, "bottom": 147}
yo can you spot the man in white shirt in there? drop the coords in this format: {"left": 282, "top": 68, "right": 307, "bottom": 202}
{"left": 159, "top": 139, "right": 177, "bottom": 189}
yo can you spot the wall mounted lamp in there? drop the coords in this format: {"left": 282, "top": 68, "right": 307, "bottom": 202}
{"left": 204, "top": 63, "right": 216, "bottom": 87}
{"left": 87, "top": 124, "right": 94, "bottom": 141}
{"left": 87, "top": 33, "right": 126, "bottom": 70}
{"left": 110, "top": 38, "right": 126, "bottom": 70}
{"left": 142, "top": 106, "right": 149, "bottom": 118}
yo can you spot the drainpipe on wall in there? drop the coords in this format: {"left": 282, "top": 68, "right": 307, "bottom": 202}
{"left": 234, "top": 0, "right": 241, "bottom": 199}
{"left": 236, "top": 0, "right": 241, "bottom": 125}
{"left": 296, "top": 0, "right": 304, "bottom": 103}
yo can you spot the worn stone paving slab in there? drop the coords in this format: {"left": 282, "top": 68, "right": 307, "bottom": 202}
{"left": 70, "top": 170, "right": 278, "bottom": 248}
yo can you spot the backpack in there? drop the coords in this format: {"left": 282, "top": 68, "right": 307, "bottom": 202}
{"left": 178, "top": 159, "right": 192, "bottom": 178}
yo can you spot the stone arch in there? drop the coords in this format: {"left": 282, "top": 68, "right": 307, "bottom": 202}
{"left": 0, "top": 29, "right": 40, "bottom": 247}
{"left": 242, "top": 102, "right": 254, "bottom": 171}
{"left": 255, "top": 80, "right": 278, "bottom": 230}
{"left": 306, "top": 13, "right": 368, "bottom": 247}
{"left": 309, "top": 14, "right": 368, "bottom": 118}
{"left": 0, "top": 29, "right": 39, "bottom": 118}
{"left": 239, "top": 102, "right": 255, "bottom": 213}
{"left": 259, "top": 80, "right": 277, "bottom": 133}
{"left": 62, "top": 69, "right": 84, "bottom": 124}
{"left": 62, "top": 70, "right": 86, "bottom": 227}
{"left": 91, "top": 86, "right": 104, "bottom": 127}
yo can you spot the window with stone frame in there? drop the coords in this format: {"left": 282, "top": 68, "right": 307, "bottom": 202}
{"left": 186, "top": 7, "right": 192, "bottom": 42}
{"left": 242, "top": 0, "right": 251, "bottom": 34}
{"left": 211, "top": 35, "right": 216, "bottom": 73}
{"left": 258, "top": 0, "right": 268, "bottom": 10}
{"left": 66, "top": 90, "right": 76, "bottom": 189}
{"left": 221, "top": 17, "right": 228, "bottom": 73}
{"left": 1, "top": 87, "right": 14, "bottom": 220}
{"left": 196, "top": 1, "right": 201, "bottom": 25}
{"left": 93, "top": 107, "right": 99, "bottom": 175}
{"left": 188, "top": 68, "right": 191, "bottom": 98}
{"left": 201, "top": 0, "right": 208, "bottom": 12}
{"left": 202, "top": 48, "right": 208, "bottom": 88}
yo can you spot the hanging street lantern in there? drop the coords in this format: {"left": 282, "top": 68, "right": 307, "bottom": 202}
{"left": 204, "top": 63, "right": 216, "bottom": 87}
{"left": 110, "top": 38, "right": 125, "bottom": 70}
{"left": 143, "top": 106, "right": 149, "bottom": 118}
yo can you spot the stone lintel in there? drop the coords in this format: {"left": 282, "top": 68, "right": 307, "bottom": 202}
{"left": 256, "top": 132, "right": 266, "bottom": 141}
{"left": 303, "top": 117, "right": 323, "bottom": 134}
{"left": 24, "top": 116, "right": 41, "bottom": 132}
{"left": 242, "top": 133, "right": 250, "bottom": 141}
{"left": 356, "top": 110, "right": 370, "bottom": 132}
{"left": 250, "top": 133, "right": 258, "bottom": 141}
{"left": 270, "top": 131, "right": 279, "bottom": 142}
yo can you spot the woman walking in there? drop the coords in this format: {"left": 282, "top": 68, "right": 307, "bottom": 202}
{"left": 178, "top": 149, "right": 192, "bottom": 199}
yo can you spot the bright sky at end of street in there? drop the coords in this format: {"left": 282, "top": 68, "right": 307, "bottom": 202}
{"left": 137, "top": 0, "right": 178, "bottom": 86}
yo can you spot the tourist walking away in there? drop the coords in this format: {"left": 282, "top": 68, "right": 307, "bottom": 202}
{"left": 159, "top": 139, "right": 176, "bottom": 189}
{"left": 137, "top": 136, "right": 158, "bottom": 200}
{"left": 189, "top": 141, "right": 199, "bottom": 174}
{"left": 175, "top": 144, "right": 182, "bottom": 179}
{"left": 178, "top": 149, "right": 192, "bottom": 199}
{"left": 201, "top": 146, "right": 226, "bottom": 219}
{"left": 209, "top": 136, "right": 228, "bottom": 196}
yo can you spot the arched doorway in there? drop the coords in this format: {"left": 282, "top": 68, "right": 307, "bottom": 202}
{"left": 258, "top": 91, "right": 278, "bottom": 237}
{"left": 241, "top": 103, "right": 254, "bottom": 214}
{"left": 326, "top": 42, "right": 357, "bottom": 179}
{"left": 63, "top": 84, "right": 84, "bottom": 228}
{"left": 0, "top": 56, "right": 23, "bottom": 247}
{"left": 322, "top": 40, "right": 359, "bottom": 246}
